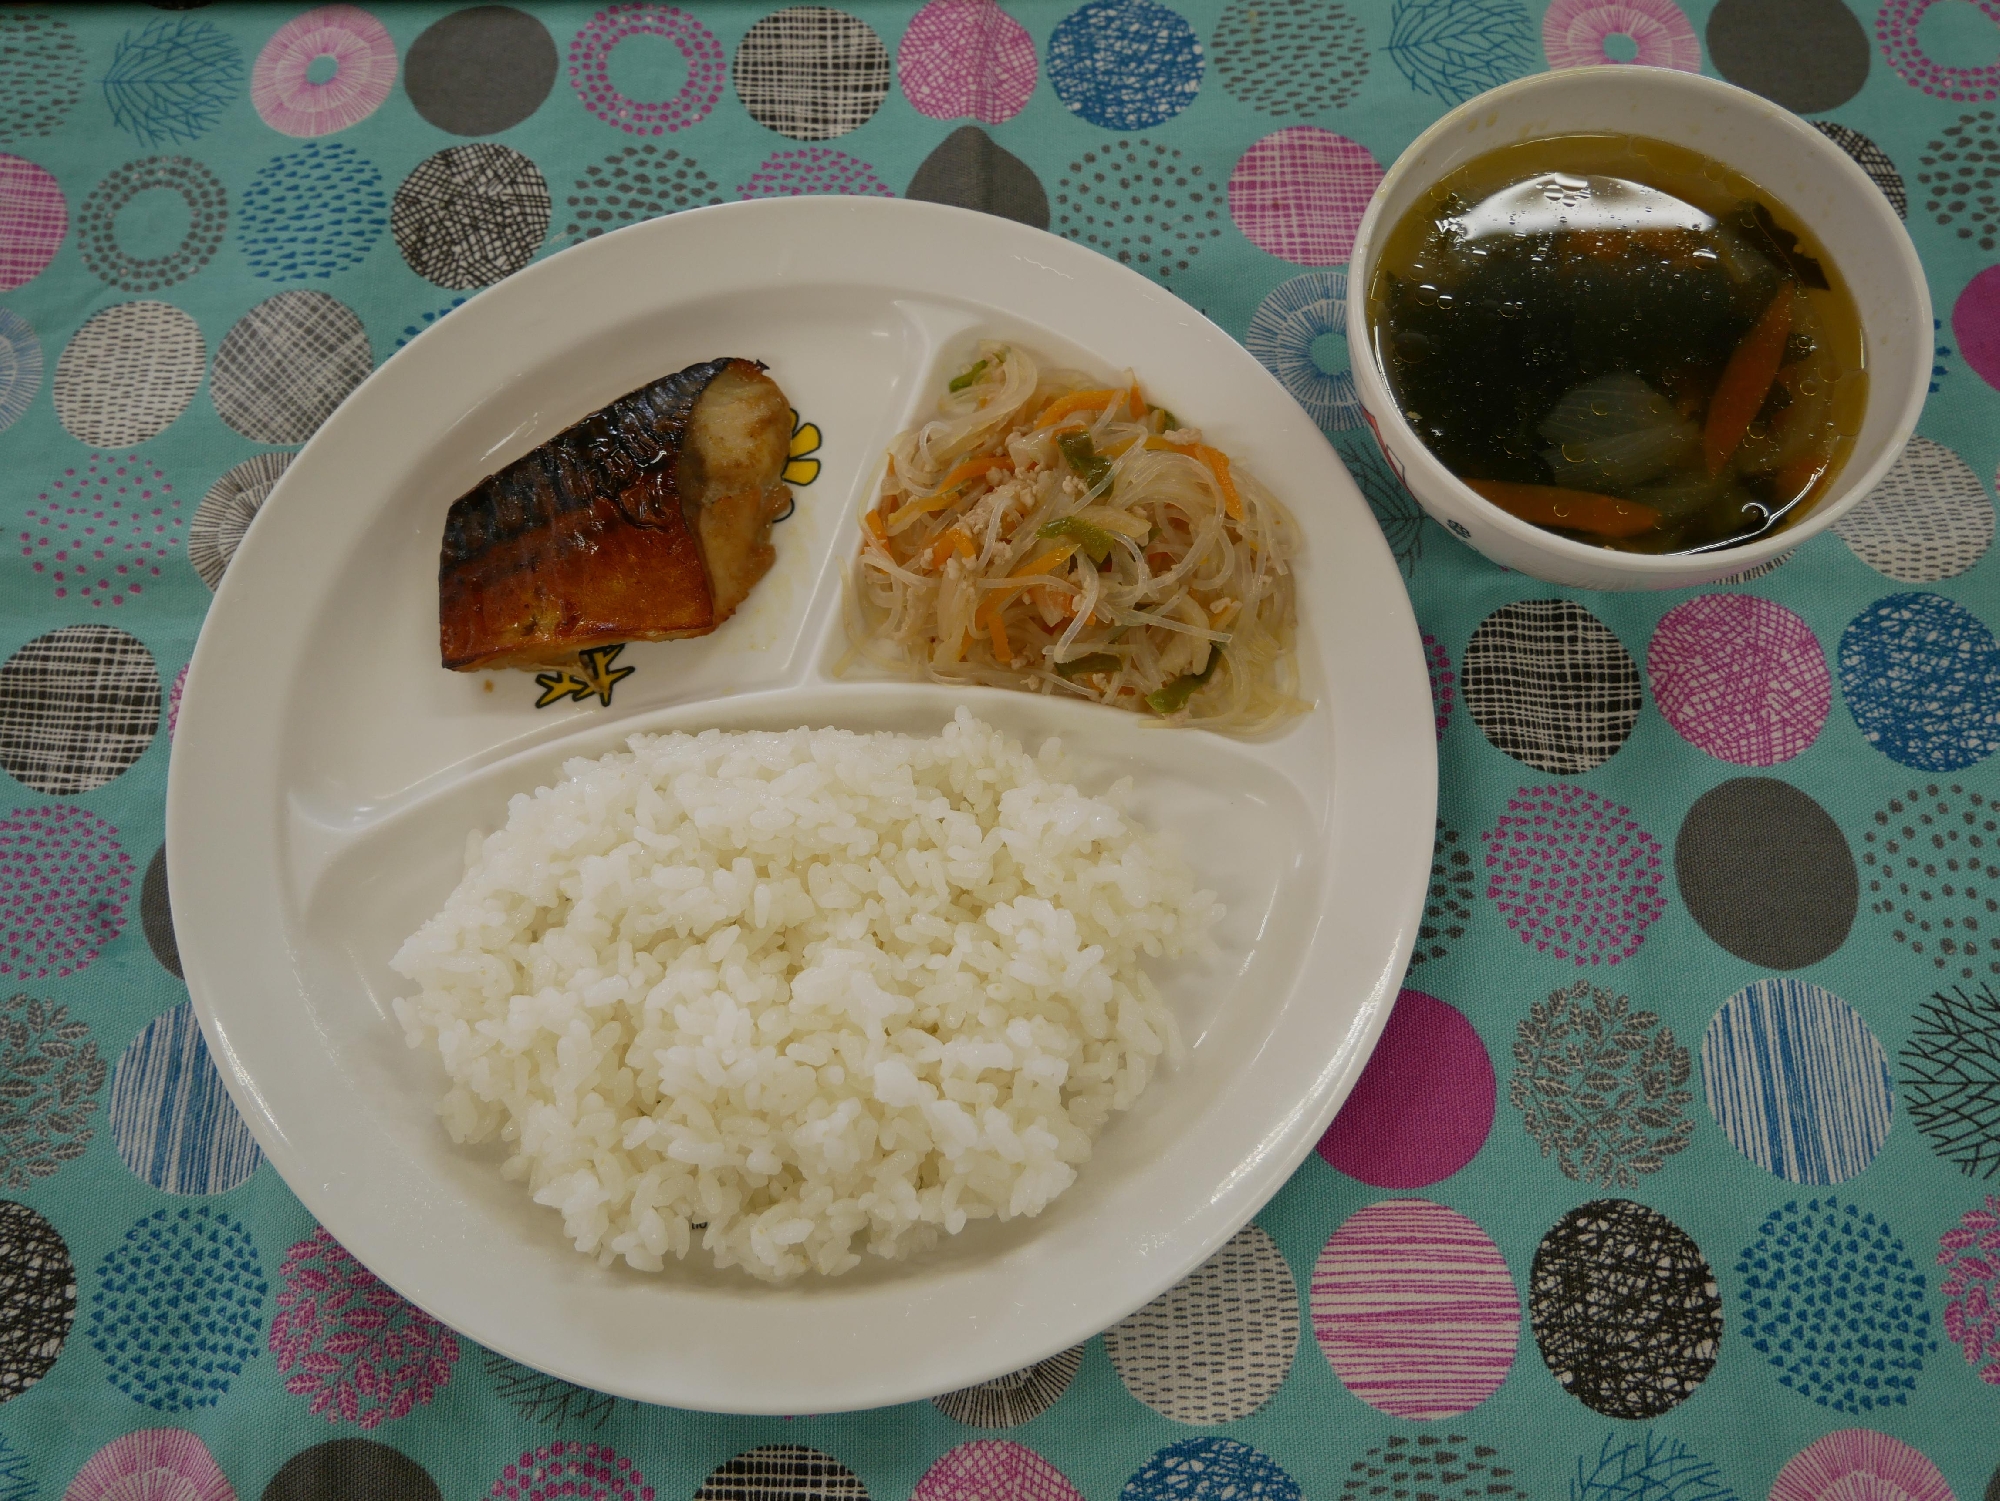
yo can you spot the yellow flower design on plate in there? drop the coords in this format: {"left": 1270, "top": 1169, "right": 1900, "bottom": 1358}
{"left": 783, "top": 410, "right": 822, "bottom": 487}
{"left": 534, "top": 643, "right": 635, "bottom": 709}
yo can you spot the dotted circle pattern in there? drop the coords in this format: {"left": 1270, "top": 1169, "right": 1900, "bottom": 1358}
{"left": 1878, "top": 0, "right": 2000, "bottom": 103}
{"left": 490, "top": 1443, "right": 652, "bottom": 1501}
{"left": 88, "top": 1205, "right": 267, "bottom": 1412}
{"left": 19, "top": 450, "right": 181, "bottom": 610}
{"left": 1834, "top": 436, "right": 1995, "bottom": 581}
{"left": 238, "top": 141, "right": 387, "bottom": 282}
{"left": 1483, "top": 784, "right": 1666, "bottom": 966}
{"left": 0, "top": 806, "right": 132, "bottom": 982}
{"left": 569, "top": 5, "right": 724, "bottom": 135}
{"left": 0, "top": 13, "right": 85, "bottom": 139}
{"left": 1053, "top": 137, "right": 1223, "bottom": 281}
{"left": 78, "top": 156, "right": 227, "bottom": 294}
{"left": 739, "top": 148, "right": 894, "bottom": 198}
{"left": 1860, "top": 781, "right": 2000, "bottom": 980}
{"left": 1212, "top": 0, "right": 1368, "bottom": 116}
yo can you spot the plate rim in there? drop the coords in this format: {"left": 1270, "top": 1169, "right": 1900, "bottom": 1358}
{"left": 167, "top": 196, "right": 1438, "bottom": 1413}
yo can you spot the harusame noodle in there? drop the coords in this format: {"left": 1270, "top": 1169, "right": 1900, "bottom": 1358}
{"left": 845, "top": 342, "right": 1306, "bottom": 734}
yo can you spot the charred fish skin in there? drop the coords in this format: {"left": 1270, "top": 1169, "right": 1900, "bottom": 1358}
{"left": 438, "top": 358, "right": 789, "bottom": 673}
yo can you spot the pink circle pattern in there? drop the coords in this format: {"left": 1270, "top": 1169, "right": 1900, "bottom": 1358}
{"left": 899, "top": 0, "right": 1038, "bottom": 124}
{"left": 1648, "top": 594, "right": 1830, "bottom": 766}
{"left": 251, "top": 6, "right": 398, "bottom": 137}
{"left": 20, "top": 451, "right": 180, "bottom": 608}
{"left": 1955, "top": 264, "right": 2000, "bottom": 394}
{"left": 739, "top": 148, "right": 895, "bottom": 198}
{"left": 913, "top": 1442, "right": 1084, "bottom": 1501}
{"left": 168, "top": 663, "right": 187, "bottom": 741}
{"left": 568, "top": 6, "right": 724, "bottom": 135}
{"left": 491, "top": 1443, "right": 655, "bottom": 1501}
{"left": 1311, "top": 1199, "right": 1520, "bottom": 1419}
{"left": 1483, "top": 784, "right": 1666, "bottom": 966}
{"left": 66, "top": 1429, "right": 237, "bottom": 1501}
{"left": 1542, "top": 0, "right": 1701, "bottom": 70}
{"left": 1878, "top": 0, "right": 2000, "bottom": 101}
{"left": 0, "top": 154, "right": 67, "bottom": 292}
{"left": 1228, "top": 127, "right": 1382, "bottom": 265}
{"left": 0, "top": 805, "right": 132, "bottom": 982}
{"left": 1426, "top": 631, "right": 1455, "bottom": 741}
{"left": 1317, "top": 990, "right": 1494, "bottom": 1189}
{"left": 1768, "top": 1429, "right": 1955, "bottom": 1501}
{"left": 270, "top": 1226, "right": 461, "bottom": 1427}
{"left": 1939, "top": 1193, "right": 2000, "bottom": 1386}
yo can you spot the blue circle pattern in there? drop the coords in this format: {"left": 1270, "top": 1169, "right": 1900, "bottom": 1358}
{"left": 1385, "top": 0, "right": 1537, "bottom": 106}
{"left": 238, "top": 142, "right": 388, "bottom": 282}
{"left": 1123, "top": 1439, "right": 1301, "bottom": 1501}
{"left": 1245, "top": 269, "right": 1362, "bottom": 432}
{"left": 0, "top": 310, "right": 41, "bottom": 434}
{"left": 1047, "top": 0, "right": 1205, "bottom": 130}
{"left": 109, "top": 1001, "right": 264, "bottom": 1196}
{"left": 1702, "top": 979, "right": 1895, "bottom": 1186}
{"left": 102, "top": 16, "right": 244, "bottom": 149}
{"left": 1839, "top": 591, "right": 2000, "bottom": 771}
{"left": 1734, "top": 1198, "right": 1934, "bottom": 1414}
{"left": 88, "top": 1205, "right": 267, "bottom": 1412}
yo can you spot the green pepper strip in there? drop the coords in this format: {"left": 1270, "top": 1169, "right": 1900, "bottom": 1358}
{"left": 1036, "top": 514, "right": 1118, "bottom": 564}
{"left": 1056, "top": 431, "right": 1113, "bottom": 495}
{"left": 947, "top": 360, "right": 988, "bottom": 393}
{"left": 1146, "top": 648, "right": 1223, "bottom": 715}
{"left": 1054, "top": 651, "right": 1122, "bottom": 680}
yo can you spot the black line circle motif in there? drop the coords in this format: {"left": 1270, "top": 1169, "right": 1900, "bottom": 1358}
{"left": 393, "top": 143, "right": 551, "bottom": 289}
{"left": 0, "top": 625, "right": 161, "bottom": 797}
{"left": 732, "top": 7, "right": 890, "bottom": 142}
{"left": 77, "top": 156, "right": 227, "bottom": 293}
{"left": 0, "top": 1200, "right": 75, "bottom": 1404}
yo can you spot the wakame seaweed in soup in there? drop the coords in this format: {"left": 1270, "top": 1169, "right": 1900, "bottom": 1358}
{"left": 1368, "top": 135, "right": 1867, "bottom": 555}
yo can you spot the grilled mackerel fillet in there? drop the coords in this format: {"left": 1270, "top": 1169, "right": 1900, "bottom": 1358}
{"left": 439, "top": 358, "right": 793, "bottom": 672}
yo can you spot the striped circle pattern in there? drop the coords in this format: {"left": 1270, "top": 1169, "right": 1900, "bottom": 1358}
{"left": 0, "top": 309, "right": 41, "bottom": 434}
{"left": 1310, "top": 1199, "right": 1519, "bottom": 1419}
{"left": 1104, "top": 1224, "right": 1299, "bottom": 1423}
{"left": 251, "top": 6, "right": 397, "bottom": 137}
{"left": 1244, "top": 269, "right": 1363, "bottom": 433}
{"left": 1464, "top": 601, "right": 1641, "bottom": 774}
{"left": 933, "top": 1346, "right": 1083, "bottom": 1427}
{"left": 66, "top": 1430, "right": 237, "bottom": 1501}
{"left": 0, "top": 625, "right": 160, "bottom": 796}
{"left": 109, "top": 1001, "right": 264, "bottom": 1196}
{"left": 1702, "top": 979, "right": 1895, "bottom": 1185}
{"left": 1531, "top": 1199, "right": 1720, "bottom": 1419}
{"left": 1770, "top": 1430, "right": 1955, "bottom": 1501}
{"left": 914, "top": 1443, "right": 1082, "bottom": 1501}
{"left": 190, "top": 453, "right": 294, "bottom": 590}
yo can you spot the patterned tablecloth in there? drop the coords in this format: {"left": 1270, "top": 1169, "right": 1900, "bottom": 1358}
{"left": 4, "top": 0, "right": 2000, "bottom": 1497}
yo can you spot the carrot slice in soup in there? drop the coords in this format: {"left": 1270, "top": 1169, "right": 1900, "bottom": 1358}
{"left": 1704, "top": 288, "right": 1796, "bottom": 476}
{"left": 1466, "top": 480, "right": 1662, "bottom": 539}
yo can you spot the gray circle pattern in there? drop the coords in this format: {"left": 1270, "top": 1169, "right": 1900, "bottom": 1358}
{"left": 405, "top": 6, "right": 557, "bottom": 136}
{"left": 1676, "top": 778, "right": 1857, "bottom": 970}
{"left": 77, "top": 156, "right": 227, "bottom": 293}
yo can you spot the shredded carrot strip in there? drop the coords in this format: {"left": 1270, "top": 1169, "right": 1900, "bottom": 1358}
{"left": 1191, "top": 445, "right": 1242, "bottom": 520}
{"left": 987, "top": 613, "right": 1012, "bottom": 665}
{"left": 1128, "top": 379, "right": 1145, "bottom": 418}
{"left": 864, "top": 510, "right": 886, "bottom": 541}
{"left": 1705, "top": 288, "right": 1796, "bottom": 475}
{"left": 1033, "top": 389, "right": 1125, "bottom": 429}
{"left": 1465, "top": 480, "right": 1661, "bottom": 539}
{"left": 887, "top": 491, "right": 960, "bottom": 529}
{"left": 1010, "top": 542, "right": 1078, "bottom": 578}
{"left": 938, "top": 453, "right": 1015, "bottom": 490}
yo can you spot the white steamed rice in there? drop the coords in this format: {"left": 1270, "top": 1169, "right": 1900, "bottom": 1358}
{"left": 391, "top": 709, "right": 1218, "bottom": 1281}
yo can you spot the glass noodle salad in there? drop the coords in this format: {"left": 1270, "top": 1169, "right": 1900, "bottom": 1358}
{"left": 847, "top": 343, "right": 1306, "bottom": 734}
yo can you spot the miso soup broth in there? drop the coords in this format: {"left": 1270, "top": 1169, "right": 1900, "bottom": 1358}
{"left": 1368, "top": 134, "right": 1867, "bottom": 555}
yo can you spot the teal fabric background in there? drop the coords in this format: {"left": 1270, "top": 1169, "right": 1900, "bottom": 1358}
{"left": 3, "top": 3, "right": 1999, "bottom": 1499}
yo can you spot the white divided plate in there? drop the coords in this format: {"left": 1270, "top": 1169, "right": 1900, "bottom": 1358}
{"left": 167, "top": 198, "right": 1436, "bottom": 1415}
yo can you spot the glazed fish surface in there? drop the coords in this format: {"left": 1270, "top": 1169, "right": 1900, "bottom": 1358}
{"left": 439, "top": 358, "right": 793, "bottom": 672}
